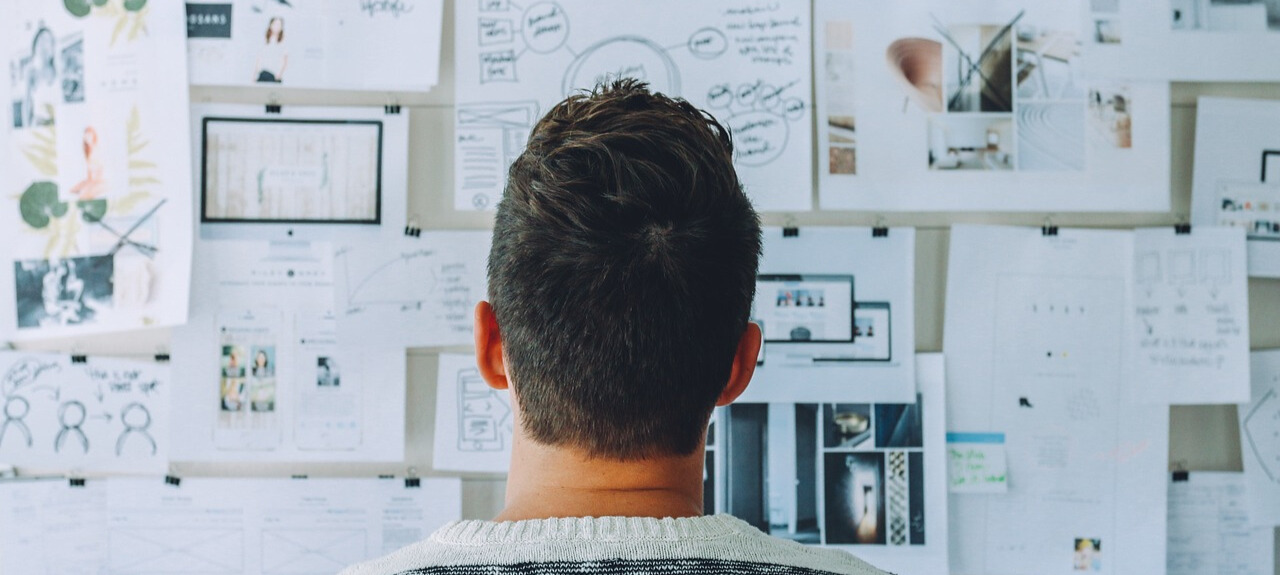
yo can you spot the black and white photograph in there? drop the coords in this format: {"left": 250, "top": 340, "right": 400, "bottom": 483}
{"left": 824, "top": 451, "right": 885, "bottom": 545}
{"left": 942, "top": 23, "right": 1014, "bottom": 113}
{"left": 824, "top": 403, "right": 872, "bottom": 449}
{"left": 14, "top": 254, "right": 114, "bottom": 329}
{"left": 317, "top": 356, "right": 340, "bottom": 387}
{"left": 874, "top": 396, "right": 923, "bottom": 449}
{"left": 928, "top": 115, "right": 1015, "bottom": 171}
{"left": 722, "top": 404, "right": 821, "bottom": 544}
{"left": 1171, "top": 0, "right": 1280, "bottom": 31}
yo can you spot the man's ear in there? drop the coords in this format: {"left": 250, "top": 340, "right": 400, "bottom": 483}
{"left": 716, "top": 321, "right": 761, "bottom": 406}
{"left": 474, "top": 301, "right": 508, "bottom": 391}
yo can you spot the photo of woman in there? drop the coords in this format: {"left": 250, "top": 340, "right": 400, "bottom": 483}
{"left": 69, "top": 126, "right": 106, "bottom": 199}
{"left": 254, "top": 17, "right": 288, "bottom": 83}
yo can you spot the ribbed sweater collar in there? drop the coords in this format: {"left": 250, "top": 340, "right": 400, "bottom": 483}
{"left": 431, "top": 514, "right": 753, "bottom": 545}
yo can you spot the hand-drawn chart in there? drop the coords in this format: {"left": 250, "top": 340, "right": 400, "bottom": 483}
{"left": 1130, "top": 228, "right": 1249, "bottom": 405}
{"left": 0, "top": 351, "right": 168, "bottom": 473}
{"left": 455, "top": 0, "right": 814, "bottom": 212}
{"left": 333, "top": 232, "right": 490, "bottom": 348}
{"left": 457, "top": 367, "right": 511, "bottom": 452}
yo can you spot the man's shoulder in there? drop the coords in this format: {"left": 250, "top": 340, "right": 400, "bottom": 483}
{"left": 342, "top": 516, "right": 888, "bottom": 575}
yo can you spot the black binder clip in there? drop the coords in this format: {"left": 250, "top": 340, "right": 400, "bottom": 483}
{"left": 70, "top": 354, "right": 88, "bottom": 364}
{"left": 872, "top": 216, "right": 888, "bottom": 238}
{"left": 291, "top": 474, "right": 308, "bottom": 480}
{"left": 404, "top": 215, "right": 422, "bottom": 238}
{"left": 265, "top": 103, "right": 282, "bottom": 114}
{"left": 384, "top": 104, "right": 402, "bottom": 115}
{"left": 155, "top": 352, "right": 171, "bottom": 363}
{"left": 1174, "top": 223, "right": 1192, "bottom": 235}
{"left": 782, "top": 227, "right": 799, "bottom": 237}
{"left": 69, "top": 477, "right": 86, "bottom": 487}
{"left": 1172, "top": 470, "right": 1190, "bottom": 482}
{"left": 405, "top": 467, "right": 421, "bottom": 488}
{"left": 165, "top": 475, "right": 182, "bottom": 487}
{"left": 1041, "top": 216, "right": 1058, "bottom": 237}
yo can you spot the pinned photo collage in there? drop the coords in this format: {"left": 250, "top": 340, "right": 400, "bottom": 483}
{"left": 710, "top": 398, "right": 926, "bottom": 547}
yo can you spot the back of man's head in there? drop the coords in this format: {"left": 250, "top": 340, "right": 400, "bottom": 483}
{"left": 488, "top": 79, "right": 762, "bottom": 460}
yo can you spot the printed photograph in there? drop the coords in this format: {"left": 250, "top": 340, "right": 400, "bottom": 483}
{"left": 9, "top": 24, "right": 58, "bottom": 129}
{"left": 220, "top": 344, "right": 247, "bottom": 412}
{"left": 942, "top": 23, "right": 1014, "bottom": 113}
{"left": 824, "top": 451, "right": 886, "bottom": 545}
{"left": 14, "top": 255, "right": 114, "bottom": 329}
{"left": 1089, "top": 86, "right": 1132, "bottom": 149}
{"left": 1172, "top": 0, "right": 1280, "bottom": 31}
{"left": 317, "top": 356, "right": 340, "bottom": 387}
{"left": 254, "top": 16, "right": 289, "bottom": 83}
{"left": 927, "top": 115, "right": 1015, "bottom": 170}
{"left": 823, "top": 403, "right": 872, "bottom": 449}
{"left": 874, "top": 395, "right": 924, "bottom": 449}
{"left": 1018, "top": 102, "right": 1086, "bottom": 171}
{"left": 1073, "top": 538, "right": 1102, "bottom": 571}
{"left": 723, "top": 404, "right": 821, "bottom": 544}
{"left": 249, "top": 345, "right": 277, "bottom": 412}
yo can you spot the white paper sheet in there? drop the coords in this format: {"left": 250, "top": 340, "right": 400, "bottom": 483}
{"left": 1130, "top": 227, "right": 1251, "bottom": 404}
{"left": 739, "top": 227, "right": 915, "bottom": 404}
{"left": 0, "top": 1, "right": 193, "bottom": 340}
{"left": 453, "top": 0, "right": 814, "bottom": 212}
{"left": 0, "top": 352, "right": 168, "bottom": 474}
{"left": 186, "top": 0, "right": 444, "bottom": 91}
{"left": 1086, "top": 1, "right": 1280, "bottom": 81}
{"left": 432, "top": 353, "right": 513, "bottom": 473}
{"left": 1167, "top": 471, "right": 1275, "bottom": 575}
{"left": 334, "top": 232, "right": 491, "bottom": 349}
{"left": 189, "top": 103, "right": 411, "bottom": 244}
{"left": 945, "top": 225, "right": 1169, "bottom": 575}
{"left": 1190, "top": 97, "right": 1280, "bottom": 278}
{"left": 0, "top": 476, "right": 461, "bottom": 575}
{"left": 171, "top": 239, "right": 405, "bottom": 462}
{"left": 1239, "top": 349, "right": 1280, "bottom": 527}
{"left": 710, "top": 354, "right": 947, "bottom": 575}
{"left": 814, "top": 0, "right": 1170, "bottom": 212}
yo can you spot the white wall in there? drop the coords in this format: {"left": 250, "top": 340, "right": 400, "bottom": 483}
{"left": 9, "top": 0, "right": 1280, "bottom": 567}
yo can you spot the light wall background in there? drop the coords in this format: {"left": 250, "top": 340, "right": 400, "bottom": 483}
{"left": 9, "top": 1, "right": 1280, "bottom": 568}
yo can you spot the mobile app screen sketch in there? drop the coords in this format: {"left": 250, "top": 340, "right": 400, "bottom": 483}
{"left": 755, "top": 275, "right": 854, "bottom": 343}
{"left": 202, "top": 118, "right": 383, "bottom": 224}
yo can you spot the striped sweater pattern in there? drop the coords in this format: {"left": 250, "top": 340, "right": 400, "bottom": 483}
{"left": 341, "top": 515, "right": 888, "bottom": 575}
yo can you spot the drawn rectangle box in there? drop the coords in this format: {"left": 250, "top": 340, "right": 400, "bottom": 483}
{"left": 480, "top": 51, "right": 518, "bottom": 83}
{"left": 479, "top": 19, "right": 515, "bottom": 46}
{"left": 109, "top": 528, "right": 245, "bottom": 574}
{"left": 1168, "top": 250, "right": 1196, "bottom": 285}
{"left": 1199, "top": 248, "right": 1230, "bottom": 283}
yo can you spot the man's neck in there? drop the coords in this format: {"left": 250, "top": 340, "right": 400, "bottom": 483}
{"left": 495, "top": 431, "right": 706, "bottom": 522}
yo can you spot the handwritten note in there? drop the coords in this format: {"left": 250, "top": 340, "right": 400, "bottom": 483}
{"left": 1130, "top": 227, "right": 1250, "bottom": 404}
{"left": 333, "top": 232, "right": 491, "bottom": 349}
{"left": 947, "top": 432, "right": 1008, "bottom": 493}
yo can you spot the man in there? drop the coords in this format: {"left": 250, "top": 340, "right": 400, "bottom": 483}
{"left": 344, "top": 80, "right": 885, "bottom": 575}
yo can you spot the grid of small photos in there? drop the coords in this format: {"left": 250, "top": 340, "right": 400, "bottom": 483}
{"left": 707, "top": 398, "right": 925, "bottom": 546}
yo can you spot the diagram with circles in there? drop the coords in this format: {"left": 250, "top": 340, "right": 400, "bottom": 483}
{"left": 0, "top": 352, "right": 168, "bottom": 472}
{"left": 455, "top": 0, "right": 814, "bottom": 212}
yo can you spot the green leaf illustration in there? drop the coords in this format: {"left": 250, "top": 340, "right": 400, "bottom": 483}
{"left": 64, "top": 0, "right": 91, "bottom": 17}
{"left": 124, "top": 0, "right": 147, "bottom": 11}
{"left": 20, "top": 182, "right": 68, "bottom": 229}
{"left": 78, "top": 199, "right": 108, "bottom": 223}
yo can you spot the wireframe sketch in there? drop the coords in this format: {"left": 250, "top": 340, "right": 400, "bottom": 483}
{"left": 261, "top": 528, "right": 367, "bottom": 574}
{"left": 1243, "top": 388, "right": 1280, "bottom": 482}
{"left": 456, "top": 0, "right": 813, "bottom": 211}
{"left": 457, "top": 368, "right": 512, "bottom": 452}
{"left": 109, "top": 528, "right": 245, "bottom": 574}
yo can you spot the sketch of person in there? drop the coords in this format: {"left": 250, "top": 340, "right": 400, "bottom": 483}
{"left": 254, "top": 17, "right": 288, "bottom": 83}
{"left": 69, "top": 127, "right": 106, "bottom": 199}
{"left": 0, "top": 396, "right": 33, "bottom": 448}
{"left": 54, "top": 400, "right": 89, "bottom": 453}
{"left": 15, "top": 26, "right": 57, "bottom": 128}
{"left": 116, "top": 402, "right": 156, "bottom": 456}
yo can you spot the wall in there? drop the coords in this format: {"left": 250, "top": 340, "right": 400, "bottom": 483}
{"left": 10, "top": 0, "right": 1280, "bottom": 565}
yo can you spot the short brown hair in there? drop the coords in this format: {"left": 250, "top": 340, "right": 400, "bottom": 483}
{"left": 488, "top": 79, "right": 761, "bottom": 459}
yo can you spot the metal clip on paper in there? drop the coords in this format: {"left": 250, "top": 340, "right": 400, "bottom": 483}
{"left": 1041, "top": 216, "right": 1058, "bottom": 237}
{"left": 265, "top": 95, "right": 282, "bottom": 114}
{"left": 155, "top": 346, "right": 170, "bottom": 363}
{"left": 165, "top": 475, "right": 181, "bottom": 487}
{"left": 404, "top": 215, "right": 422, "bottom": 238}
{"left": 782, "top": 215, "right": 799, "bottom": 238}
{"left": 405, "top": 467, "right": 421, "bottom": 488}
{"left": 872, "top": 216, "right": 888, "bottom": 238}
{"left": 69, "top": 477, "right": 86, "bottom": 487}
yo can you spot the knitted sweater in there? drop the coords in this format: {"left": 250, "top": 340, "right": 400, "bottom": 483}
{"left": 341, "top": 514, "right": 888, "bottom": 575}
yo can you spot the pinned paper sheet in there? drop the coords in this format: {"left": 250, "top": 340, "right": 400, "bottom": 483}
{"left": 947, "top": 432, "right": 1008, "bottom": 493}
{"left": 0, "top": 352, "right": 169, "bottom": 474}
{"left": 1239, "top": 350, "right": 1280, "bottom": 526}
{"left": 1168, "top": 471, "right": 1275, "bottom": 575}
